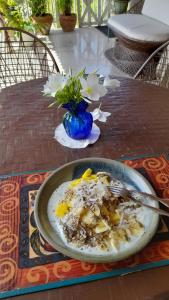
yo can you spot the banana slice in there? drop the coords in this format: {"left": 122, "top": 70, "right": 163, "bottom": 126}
{"left": 94, "top": 220, "right": 110, "bottom": 233}
{"left": 110, "top": 238, "right": 119, "bottom": 252}
{"left": 92, "top": 205, "right": 100, "bottom": 216}
{"left": 109, "top": 232, "right": 120, "bottom": 251}
{"left": 82, "top": 210, "right": 95, "bottom": 225}
{"left": 129, "top": 221, "right": 144, "bottom": 236}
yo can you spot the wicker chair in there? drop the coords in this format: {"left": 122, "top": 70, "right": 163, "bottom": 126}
{"left": 107, "top": 0, "right": 169, "bottom": 76}
{"left": 106, "top": 0, "right": 145, "bottom": 76}
{"left": 108, "top": 0, "right": 144, "bottom": 37}
{"left": 0, "top": 27, "right": 59, "bottom": 88}
{"left": 127, "top": 0, "right": 145, "bottom": 14}
{"left": 134, "top": 40, "right": 169, "bottom": 88}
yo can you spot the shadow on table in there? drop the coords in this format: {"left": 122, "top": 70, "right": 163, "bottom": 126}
{"left": 151, "top": 291, "right": 169, "bottom": 300}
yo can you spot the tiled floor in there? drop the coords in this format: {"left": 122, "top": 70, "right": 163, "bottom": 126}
{"left": 48, "top": 27, "right": 128, "bottom": 77}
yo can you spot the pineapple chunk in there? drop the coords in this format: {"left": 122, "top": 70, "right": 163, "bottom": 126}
{"left": 94, "top": 220, "right": 110, "bottom": 233}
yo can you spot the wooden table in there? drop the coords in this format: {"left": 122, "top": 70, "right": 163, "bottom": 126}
{"left": 1, "top": 77, "right": 169, "bottom": 300}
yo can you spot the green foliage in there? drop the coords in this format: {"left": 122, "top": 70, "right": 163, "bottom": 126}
{"left": 57, "top": 0, "right": 73, "bottom": 15}
{"left": 21, "top": 20, "right": 36, "bottom": 32}
{"left": 28, "top": 0, "right": 48, "bottom": 16}
{"left": 0, "top": 0, "right": 23, "bottom": 27}
{"left": 55, "top": 76, "right": 82, "bottom": 106}
{"left": 7, "top": 0, "right": 17, "bottom": 5}
{"left": 0, "top": 0, "right": 35, "bottom": 31}
{"left": 51, "top": 70, "right": 85, "bottom": 107}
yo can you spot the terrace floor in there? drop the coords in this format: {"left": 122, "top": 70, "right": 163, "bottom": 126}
{"left": 48, "top": 27, "right": 128, "bottom": 77}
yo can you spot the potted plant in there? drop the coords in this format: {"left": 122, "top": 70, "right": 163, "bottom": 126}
{"left": 57, "top": 0, "right": 77, "bottom": 32}
{"left": 114, "top": 0, "right": 130, "bottom": 14}
{"left": 28, "top": 0, "right": 53, "bottom": 35}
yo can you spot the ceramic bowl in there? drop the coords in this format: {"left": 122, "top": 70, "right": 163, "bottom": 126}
{"left": 34, "top": 157, "right": 159, "bottom": 263}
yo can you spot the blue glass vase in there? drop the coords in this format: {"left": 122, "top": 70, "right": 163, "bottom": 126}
{"left": 62, "top": 100, "right": 93, "bottom": 140}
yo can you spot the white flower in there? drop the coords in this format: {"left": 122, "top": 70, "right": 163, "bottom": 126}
{"left": 91, "top": 108, "right": 111, "bottom": 122}
{"left": 80, "top": 74, "right": 107, "bottom": 101}
{"left": 103, "top": 77, "right": 120, "bottom": 90}
{"left": 43, "top": 73, "right": 67, "bottom": 97}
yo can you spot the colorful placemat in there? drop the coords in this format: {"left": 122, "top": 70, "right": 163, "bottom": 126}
{"left": 1, "top": 154, "right": 169, "bottom": 299}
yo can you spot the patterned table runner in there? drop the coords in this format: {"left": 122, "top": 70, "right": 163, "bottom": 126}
{"left": 1, "top": 154, "right": 169, "bottom": 299}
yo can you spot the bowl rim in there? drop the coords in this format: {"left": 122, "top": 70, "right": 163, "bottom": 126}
{"left": 34, "top": 157, "right": 159, "bottom": 263}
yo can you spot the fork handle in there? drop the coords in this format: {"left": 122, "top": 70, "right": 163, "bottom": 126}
{"left": 130, "top": 191, "right": 169, "bottom": 208}
{"left": 131, "top": 197, "right": 169, "bottom": 217}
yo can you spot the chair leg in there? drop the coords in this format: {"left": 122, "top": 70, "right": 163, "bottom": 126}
{"left": 107, "top": 26, "right": 110, "bottom": 41}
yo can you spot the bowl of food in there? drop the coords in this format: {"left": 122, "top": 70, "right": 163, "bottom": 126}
{"left": 34, "top": 158, "right": 159, "bottom": 263}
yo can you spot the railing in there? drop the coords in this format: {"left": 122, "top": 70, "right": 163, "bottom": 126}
{"left": 77, "top": 0, "right": 115, "bottom": 27}
{"left": 24, "top": 0, "right": 115, "bottom": 28}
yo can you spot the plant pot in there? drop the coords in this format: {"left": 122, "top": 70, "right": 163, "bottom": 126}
{"left": 114, "top": 0, "right": 129, "bottom": 14}
{"left": 59, "top": 14, "right": 77, "bottom": 32}
{"left": 31, "top": 14, "right": 53, "bottom": 35}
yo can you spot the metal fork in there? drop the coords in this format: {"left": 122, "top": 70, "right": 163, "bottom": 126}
{"left": 109, "top": 185, "right": 169, "bottom": 217}
{"left": 98, "top": 171, "right": 169, "bottom": 208}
